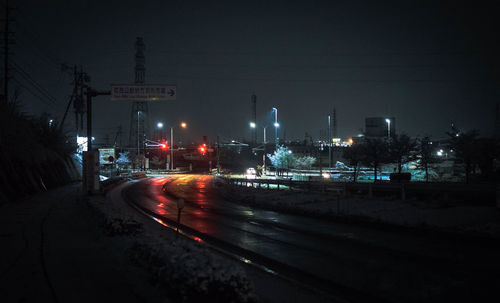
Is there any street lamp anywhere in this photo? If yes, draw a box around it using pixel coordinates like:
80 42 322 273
249 122 256 128
170 122 187 170
385 118 391 138
272 107 279 148
156 121 164 142
263 126 267 144
137 111 141 169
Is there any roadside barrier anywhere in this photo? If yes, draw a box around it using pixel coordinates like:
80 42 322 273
220 177 496 205
120 171 147 179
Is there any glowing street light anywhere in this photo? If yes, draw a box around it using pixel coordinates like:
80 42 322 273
249 122 256 128
385 118 391 137
157 122 164 129
272 107 279 147
170 122 188 170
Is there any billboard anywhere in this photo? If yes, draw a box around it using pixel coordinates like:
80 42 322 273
99 148 115 164
111 84 176 101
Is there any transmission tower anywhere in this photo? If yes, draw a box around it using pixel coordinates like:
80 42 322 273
129 37 149 154
1 0 15 102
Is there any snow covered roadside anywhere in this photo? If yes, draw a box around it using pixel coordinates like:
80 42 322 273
0 183 167 303
90 180 256 303
215 179 500 239
96 180 337 303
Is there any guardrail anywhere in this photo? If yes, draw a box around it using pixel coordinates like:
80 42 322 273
220 177 497 205
120 171 147 179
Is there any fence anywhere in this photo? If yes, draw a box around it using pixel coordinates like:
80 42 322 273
220 177 497 205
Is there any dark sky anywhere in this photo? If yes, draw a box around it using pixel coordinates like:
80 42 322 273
8 0 500 144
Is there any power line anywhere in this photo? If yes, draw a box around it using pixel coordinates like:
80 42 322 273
14 20 63 68
149 73 495 84
11 60 57 103
12 77 57 108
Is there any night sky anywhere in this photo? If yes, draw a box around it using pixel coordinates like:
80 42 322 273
9 0 500 144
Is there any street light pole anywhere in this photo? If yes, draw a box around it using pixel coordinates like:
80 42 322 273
170 126 174 170
272 107 279 148
169 122 187 171
385 118 391 138
137 111 141 170
263 126 267 144
157 121 164 141
328 115 332 169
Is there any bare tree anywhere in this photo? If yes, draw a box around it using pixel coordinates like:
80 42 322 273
361 138 389 182
447 130 479 184
474 137 499 181
416 136 437 182
388 133 417 174
343 143 364 182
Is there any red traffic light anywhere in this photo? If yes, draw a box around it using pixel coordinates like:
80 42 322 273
160 142 168 150
198 145 206 154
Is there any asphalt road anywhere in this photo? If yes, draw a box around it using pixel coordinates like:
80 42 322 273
124 175 500 303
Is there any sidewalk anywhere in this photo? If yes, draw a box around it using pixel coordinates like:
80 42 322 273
0 183 166 303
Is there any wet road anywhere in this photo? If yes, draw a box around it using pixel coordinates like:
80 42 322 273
124 175 500 303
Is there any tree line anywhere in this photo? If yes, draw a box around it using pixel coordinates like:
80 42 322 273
343 131 499 183
266 131 499 183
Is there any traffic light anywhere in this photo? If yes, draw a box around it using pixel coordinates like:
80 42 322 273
160 141 168 150
198 144 207 154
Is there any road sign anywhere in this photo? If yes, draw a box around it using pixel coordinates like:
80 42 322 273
111 84 176 101
99 148 115 164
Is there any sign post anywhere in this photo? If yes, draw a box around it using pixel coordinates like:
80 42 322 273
176 198 184 237
83 88 111 195
83 150 100 194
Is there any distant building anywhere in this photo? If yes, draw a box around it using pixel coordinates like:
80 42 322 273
365 117 396 138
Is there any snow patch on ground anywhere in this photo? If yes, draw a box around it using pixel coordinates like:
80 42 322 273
216 180 500 238
90 182 256 303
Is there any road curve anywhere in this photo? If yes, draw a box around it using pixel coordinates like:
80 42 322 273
123 175 500 303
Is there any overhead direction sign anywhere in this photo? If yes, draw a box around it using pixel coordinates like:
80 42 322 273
111 84 176 101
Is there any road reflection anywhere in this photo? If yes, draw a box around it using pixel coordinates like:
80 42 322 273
124 175 500 303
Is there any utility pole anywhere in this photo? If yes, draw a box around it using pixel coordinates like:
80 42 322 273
60 65 89 132
113 125 122 149
84 87 111 194
2 0 15 102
